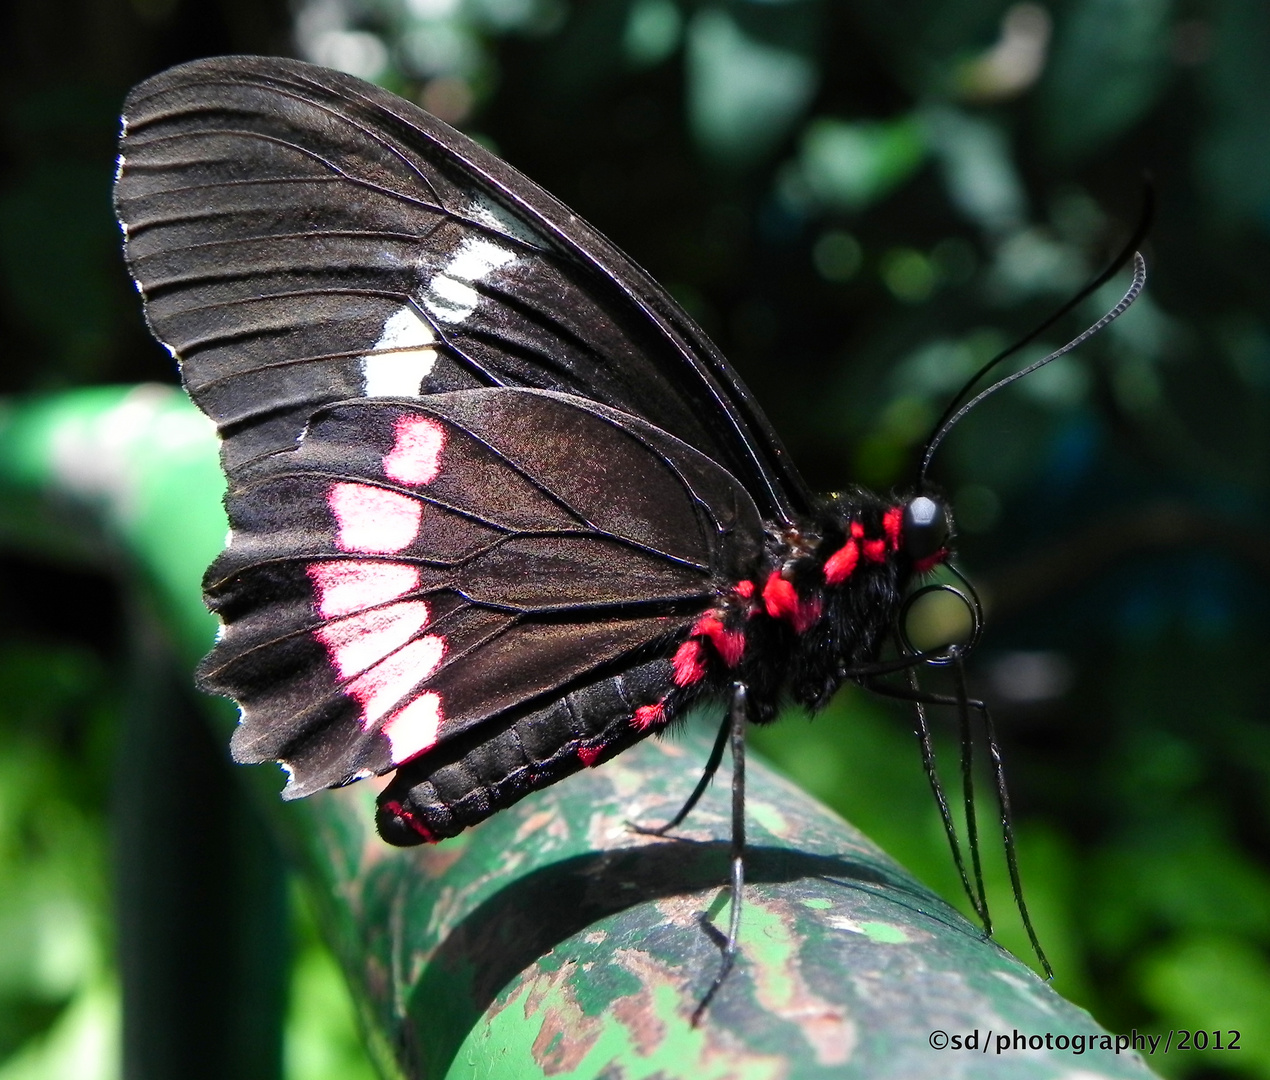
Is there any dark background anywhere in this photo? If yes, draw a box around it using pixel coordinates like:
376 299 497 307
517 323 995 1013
1 0 1267 1076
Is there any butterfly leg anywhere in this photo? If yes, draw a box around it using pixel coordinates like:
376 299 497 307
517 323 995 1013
865 662 1052 978
629 707 732 837
947 653 1052 980
691 681 748 1025
863 668 990 931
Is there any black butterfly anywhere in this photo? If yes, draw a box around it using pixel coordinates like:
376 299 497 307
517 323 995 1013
117 55 1141 1012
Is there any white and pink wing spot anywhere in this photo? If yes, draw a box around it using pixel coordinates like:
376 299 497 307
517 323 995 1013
382 692 444 765
346 634 446 725
314 600 433 679
383 414 445 486
329 482 422 553
308 561 420 618
306 563 448 764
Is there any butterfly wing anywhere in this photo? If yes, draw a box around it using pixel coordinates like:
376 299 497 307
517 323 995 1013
203 387 764 798
115 54 809 523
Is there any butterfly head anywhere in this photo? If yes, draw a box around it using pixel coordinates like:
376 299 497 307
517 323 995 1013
900 493 951 573
887 490 987 665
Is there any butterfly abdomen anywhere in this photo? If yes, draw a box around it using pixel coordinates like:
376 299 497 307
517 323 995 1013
377 656 682 843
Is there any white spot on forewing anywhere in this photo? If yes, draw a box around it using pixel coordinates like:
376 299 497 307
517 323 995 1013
448 237 517 287
428 275 481 320
422 236 516 324
468 194 546 248
360 307 438 397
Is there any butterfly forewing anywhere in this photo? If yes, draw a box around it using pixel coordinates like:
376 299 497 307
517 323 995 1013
115 55 809 522
202 388 763 797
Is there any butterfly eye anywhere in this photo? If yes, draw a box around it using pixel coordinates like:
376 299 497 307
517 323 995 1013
902 495 949 562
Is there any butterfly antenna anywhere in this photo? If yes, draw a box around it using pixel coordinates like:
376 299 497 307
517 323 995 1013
918 185 1154 484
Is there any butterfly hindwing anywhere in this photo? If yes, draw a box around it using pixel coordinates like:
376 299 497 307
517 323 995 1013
202 388 763 797
115 54 809 522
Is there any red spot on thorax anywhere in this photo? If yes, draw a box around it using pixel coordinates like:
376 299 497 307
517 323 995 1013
762 572 821 634
733 580 756 599
763 572 797 619
883 505 903 549
825 510 902 584
691 614 746 668
823 540 859 584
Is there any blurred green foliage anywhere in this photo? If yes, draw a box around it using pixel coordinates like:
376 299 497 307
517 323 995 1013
0 0 1267 1076
0 639 115 1079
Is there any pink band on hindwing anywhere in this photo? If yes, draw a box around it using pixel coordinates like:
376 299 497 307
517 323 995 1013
345 636 445 726
308 562 420 618
383 414 446 485
303 415 456 767
330 483 422 554
382 691 444 764
314 601 432 678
